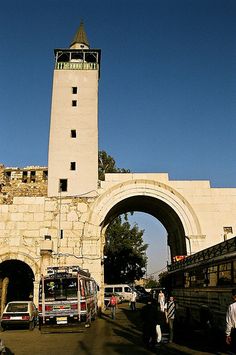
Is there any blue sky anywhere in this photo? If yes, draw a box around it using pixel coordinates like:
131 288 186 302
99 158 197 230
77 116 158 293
1 0 236 276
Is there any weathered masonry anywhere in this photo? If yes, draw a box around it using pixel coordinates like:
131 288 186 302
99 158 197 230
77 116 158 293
1 23 236 312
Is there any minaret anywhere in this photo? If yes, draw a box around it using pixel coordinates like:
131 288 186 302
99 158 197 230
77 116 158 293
47 23 101 197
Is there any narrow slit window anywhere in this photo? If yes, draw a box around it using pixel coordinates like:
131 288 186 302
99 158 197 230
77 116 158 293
70 162 76 171
59 179 68 192
72 87 77 94
30 171 36 182
72 100 77 106
5 171 11 180
22 171 28 183
71 129 77 138
43 170 48 180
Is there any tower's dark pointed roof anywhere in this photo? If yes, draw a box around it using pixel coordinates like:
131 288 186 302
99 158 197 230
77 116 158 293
70 22 90 48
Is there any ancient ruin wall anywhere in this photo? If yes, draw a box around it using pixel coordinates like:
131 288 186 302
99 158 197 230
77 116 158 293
0 164 48 204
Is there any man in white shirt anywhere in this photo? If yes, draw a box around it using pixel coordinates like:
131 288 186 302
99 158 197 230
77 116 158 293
130 290 137 311
226 289 236 351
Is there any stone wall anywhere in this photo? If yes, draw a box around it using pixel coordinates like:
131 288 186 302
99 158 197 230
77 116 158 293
0 164 48 204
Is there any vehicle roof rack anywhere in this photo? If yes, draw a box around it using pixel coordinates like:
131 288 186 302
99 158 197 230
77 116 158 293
45 266 91 278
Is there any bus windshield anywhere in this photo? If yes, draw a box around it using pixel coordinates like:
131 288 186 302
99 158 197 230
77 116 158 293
44 278 77 300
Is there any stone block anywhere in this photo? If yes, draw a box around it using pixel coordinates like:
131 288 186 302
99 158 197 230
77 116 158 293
77 203 88 213
11 213 24 221
23 213 34 222
16 221 28 230
0 205 9 213
45 201 57 212
33 213 45 222
67 211 79 221
9 235 21 246
0 222 5 230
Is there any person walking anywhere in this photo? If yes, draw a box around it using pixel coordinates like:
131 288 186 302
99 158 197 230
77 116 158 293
141 297 159 349
158 290 165 312
164 295 176 343
130 290 137 311
107 293 117 320
155 301 165 346
226 288 236 352
141 296 163 348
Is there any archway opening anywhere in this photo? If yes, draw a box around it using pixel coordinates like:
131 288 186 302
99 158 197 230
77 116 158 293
129 212 168 279
0 260 34 303
102 195 187 284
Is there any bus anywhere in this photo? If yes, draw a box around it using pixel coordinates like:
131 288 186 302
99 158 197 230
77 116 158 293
38 266 98 328
165 236 236 332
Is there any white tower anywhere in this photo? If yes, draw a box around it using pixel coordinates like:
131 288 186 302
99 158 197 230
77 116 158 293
48 23 101 197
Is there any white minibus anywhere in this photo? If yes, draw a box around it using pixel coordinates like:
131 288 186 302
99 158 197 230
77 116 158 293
104 284 133 301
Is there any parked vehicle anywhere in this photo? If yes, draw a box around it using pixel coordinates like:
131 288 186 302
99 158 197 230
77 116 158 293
164 236 236 332
38 266 98 329
0 301 37 331
132 285 150 302
104 284 133 301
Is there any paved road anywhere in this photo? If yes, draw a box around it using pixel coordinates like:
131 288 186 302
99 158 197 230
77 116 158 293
0 303 231 355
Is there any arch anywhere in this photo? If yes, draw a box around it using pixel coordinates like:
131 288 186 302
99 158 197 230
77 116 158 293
0 252 40 312
87 179 202 256
0 249 40 283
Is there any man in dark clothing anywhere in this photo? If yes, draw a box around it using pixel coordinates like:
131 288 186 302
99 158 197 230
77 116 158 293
141 298 162 348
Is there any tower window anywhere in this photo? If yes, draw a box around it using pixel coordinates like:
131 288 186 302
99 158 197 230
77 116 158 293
30 171 36 182
72 87 78 94
70 162 76 171
59 179 68 192
72 100 77 106
5 171 11 180
22 171 28 183
43 170 48 180
71 129 77 138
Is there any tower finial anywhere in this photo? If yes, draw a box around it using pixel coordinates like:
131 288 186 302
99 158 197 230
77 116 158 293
70 21 90 49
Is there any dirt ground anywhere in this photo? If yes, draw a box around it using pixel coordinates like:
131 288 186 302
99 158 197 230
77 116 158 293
0 303 230 355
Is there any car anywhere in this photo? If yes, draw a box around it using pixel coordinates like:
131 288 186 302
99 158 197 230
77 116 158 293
0 301 38 331
133 286 150 303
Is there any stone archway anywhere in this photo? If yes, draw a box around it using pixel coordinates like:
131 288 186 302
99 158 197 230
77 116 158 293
88 179 202 257
84 179 202 295
0 251 40 312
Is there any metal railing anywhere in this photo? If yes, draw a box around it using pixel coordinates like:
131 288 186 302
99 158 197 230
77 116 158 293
55 62 99 70
168 236 236 271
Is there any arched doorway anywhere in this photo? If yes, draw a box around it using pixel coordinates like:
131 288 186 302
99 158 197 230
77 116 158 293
0 260 34 306
102 196 187 259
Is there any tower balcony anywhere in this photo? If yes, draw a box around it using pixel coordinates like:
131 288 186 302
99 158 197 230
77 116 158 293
55 62 99 70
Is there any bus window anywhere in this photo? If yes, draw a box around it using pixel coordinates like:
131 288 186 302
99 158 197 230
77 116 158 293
84 280 89 296
190 268 205 287
175 271 184 287
66 279 77 297
208 266 217 287
184 272 190 288
114 287 122 293
80 280 85 297
233 261 236 283
218 263 232 285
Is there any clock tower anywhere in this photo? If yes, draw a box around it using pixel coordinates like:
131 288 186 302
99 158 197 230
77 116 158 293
48 22 101 197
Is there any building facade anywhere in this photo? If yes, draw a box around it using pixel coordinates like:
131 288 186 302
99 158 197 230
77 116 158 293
1 24 236 311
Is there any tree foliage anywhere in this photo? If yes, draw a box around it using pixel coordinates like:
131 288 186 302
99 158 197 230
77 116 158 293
104 215 148 284
145 278 159 289
98 150 148 284
158 271 169 289
98 150 130 181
